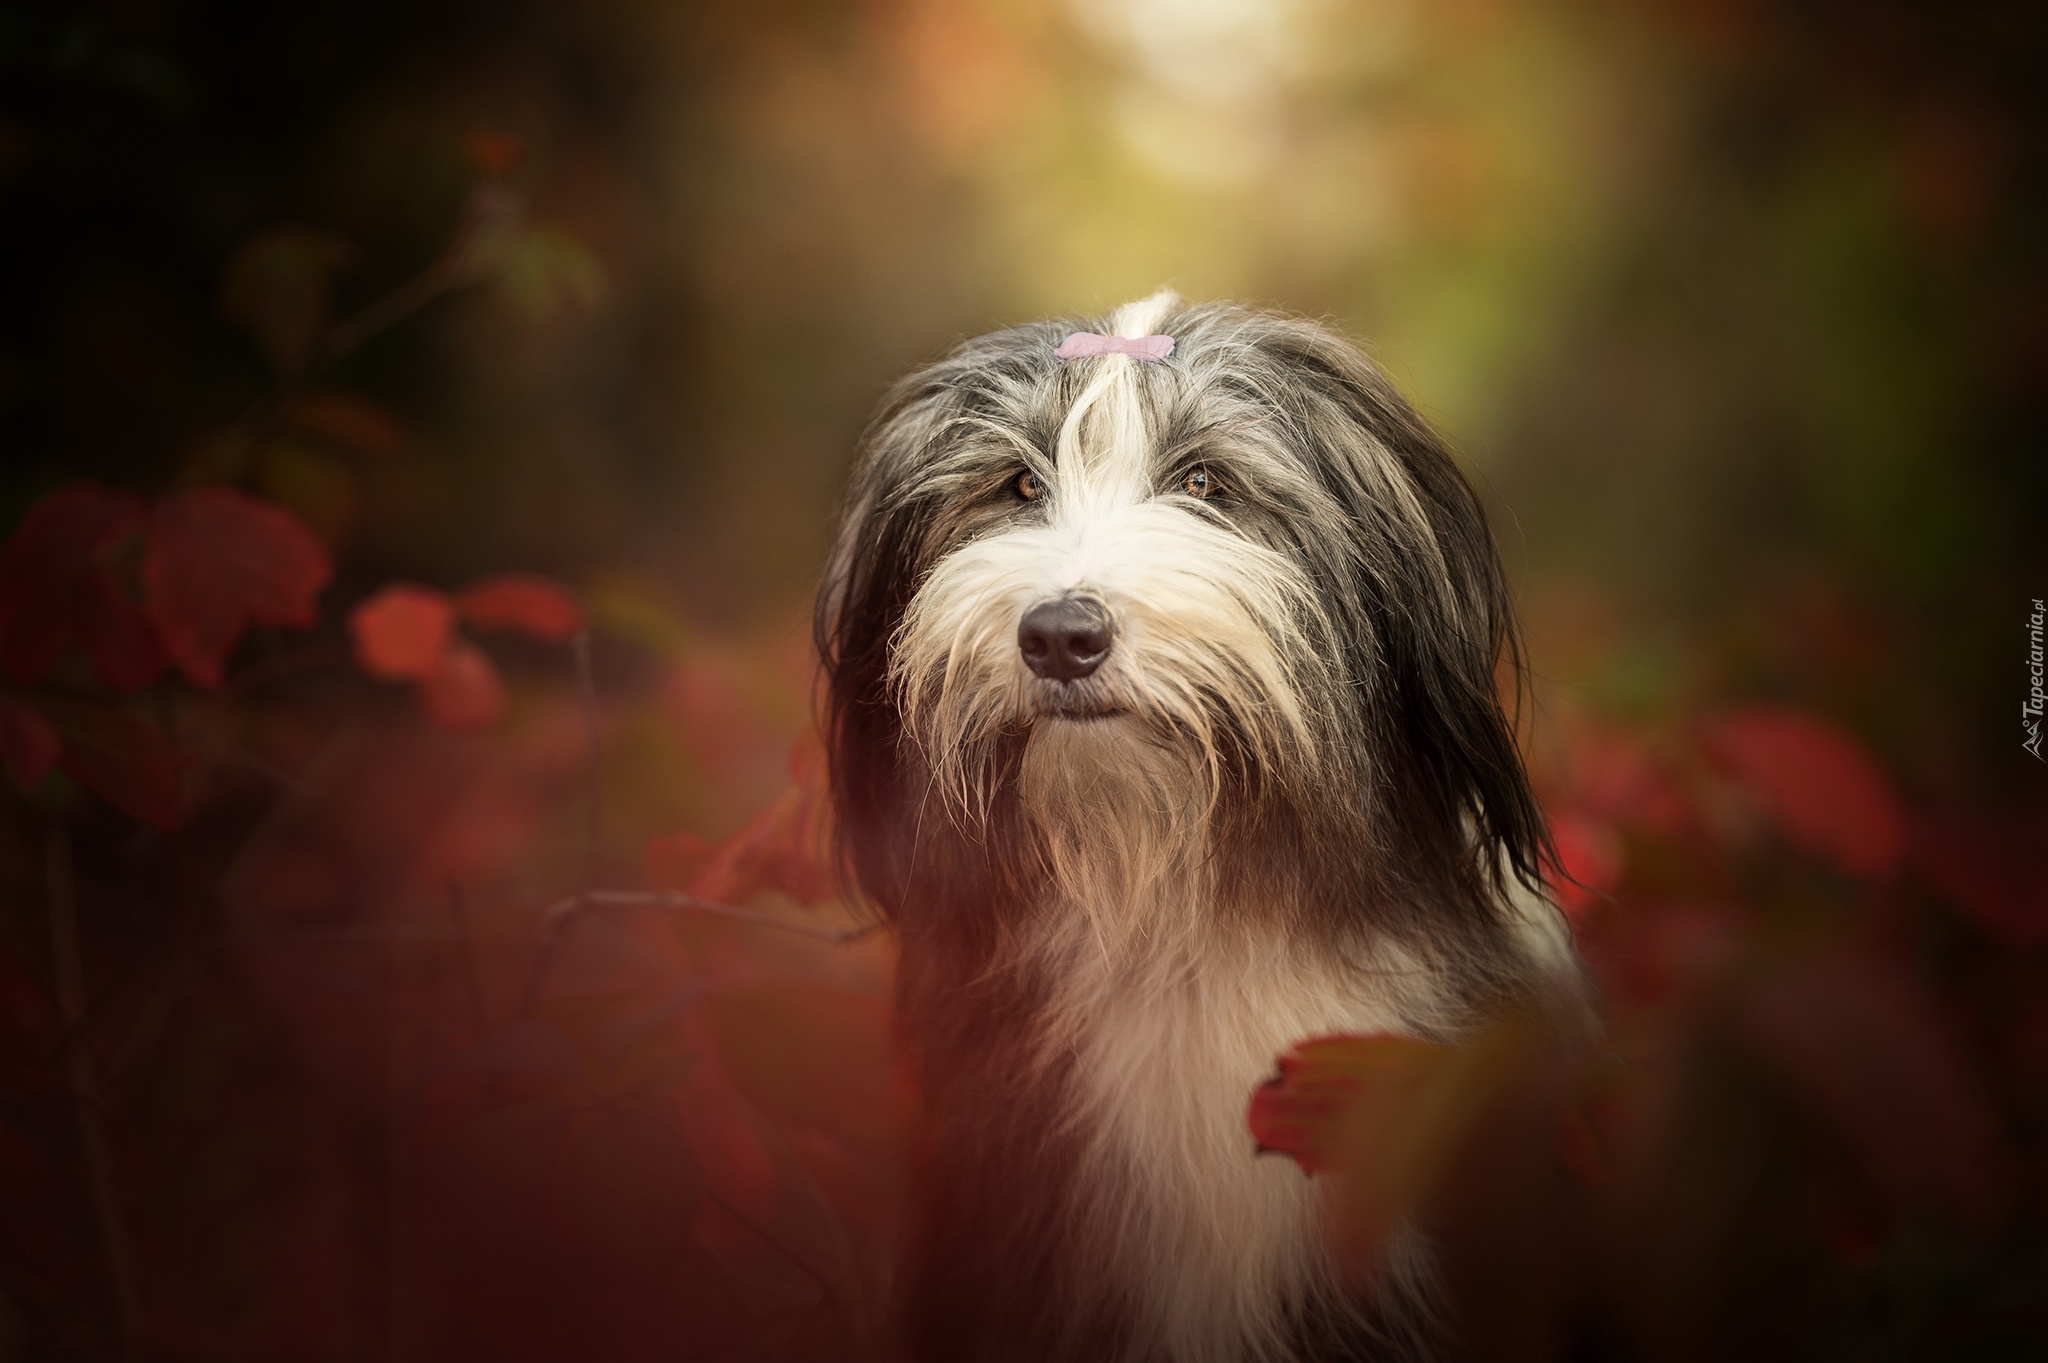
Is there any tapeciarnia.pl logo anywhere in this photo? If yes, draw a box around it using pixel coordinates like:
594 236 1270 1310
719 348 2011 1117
2027 597 2045 761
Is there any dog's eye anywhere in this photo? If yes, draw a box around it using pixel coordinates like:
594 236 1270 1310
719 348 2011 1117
1014 469 1046 501
1179 466 1216 500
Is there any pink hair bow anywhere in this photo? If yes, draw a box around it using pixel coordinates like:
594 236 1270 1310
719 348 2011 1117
1054 332 1175 361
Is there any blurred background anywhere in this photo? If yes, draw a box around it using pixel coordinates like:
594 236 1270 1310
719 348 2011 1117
1 1 2044 1359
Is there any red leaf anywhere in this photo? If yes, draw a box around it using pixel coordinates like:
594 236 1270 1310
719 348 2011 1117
0 946 56 1058
463 127 527 178
687 1111 779 1255
1545 812 1623 920
1736 947 2010 1229
1560 723 1692 835
644 770 836 907
1705 707 1906 878
32 696 184 828
0 695 59 791
419 638 507 729
144 488 332 687
643 829 714 890
77 570 168 691
282 391 404 457
0 483 163 691
0 1119 72 1290
1575 897 1740 1016
350 585 455 680
1916 809 2048 947
455 573 583 642
1248 1034 1445 1175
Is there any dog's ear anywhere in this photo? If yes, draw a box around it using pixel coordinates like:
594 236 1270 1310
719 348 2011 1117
816 361 997 915
816 323 1078 920
1249 320 1551 910
815 448 924 917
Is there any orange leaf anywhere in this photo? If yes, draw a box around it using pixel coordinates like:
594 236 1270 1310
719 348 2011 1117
455 573 582 643
1253 1022 1590 1280
143 488 332 687
418 638 507 730
1248 1034 1446 1175
646 780 837 908
0 483 164 691
1705 706 1905 879
643 829 714 891
350 585 455 680
0 695 59 791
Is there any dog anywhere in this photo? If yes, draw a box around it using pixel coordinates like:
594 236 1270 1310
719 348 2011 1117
816 292 1584 1362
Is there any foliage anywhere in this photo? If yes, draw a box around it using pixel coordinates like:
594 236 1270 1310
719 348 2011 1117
0 136 898 1361
0 2 2041 1360
1250 653 2048 1358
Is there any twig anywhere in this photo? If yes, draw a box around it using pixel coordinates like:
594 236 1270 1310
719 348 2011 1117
698 1185 842 1308
629 1102 858 1320
572 630 602 897
544 889 880 942
46 829 143 1358
226 191 493 458
515 888 878 1019
320 257 462 372
447 882 487 1030
215 641 353 699
514 624 876 1018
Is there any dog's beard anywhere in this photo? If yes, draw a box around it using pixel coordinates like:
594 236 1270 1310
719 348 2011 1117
1018 716 1211 959
890 502 1340 855
890 496 1346 980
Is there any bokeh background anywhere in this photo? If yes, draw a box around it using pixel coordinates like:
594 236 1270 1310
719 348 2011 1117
2 1 2045 1359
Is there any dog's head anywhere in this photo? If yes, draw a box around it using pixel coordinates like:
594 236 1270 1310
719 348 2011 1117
818 293 1547 947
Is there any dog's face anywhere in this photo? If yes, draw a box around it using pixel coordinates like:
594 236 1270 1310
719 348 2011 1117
820 294 1546 947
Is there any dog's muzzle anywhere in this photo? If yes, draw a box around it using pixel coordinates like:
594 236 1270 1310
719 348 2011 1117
1017 597 1113 681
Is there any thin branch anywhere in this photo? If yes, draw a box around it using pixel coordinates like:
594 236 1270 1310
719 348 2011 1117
226 192 493 457
544 889 880 942
515 889 878 1019
697 1186 841 1308
572 629 602 897
46 829 143 1358
319 256 463 371
447 882 487 1031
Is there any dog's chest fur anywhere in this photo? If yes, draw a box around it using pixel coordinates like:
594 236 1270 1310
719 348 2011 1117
897 724 1454 1363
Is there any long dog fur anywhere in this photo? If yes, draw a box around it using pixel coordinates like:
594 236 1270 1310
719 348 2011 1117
816 293 1581 1362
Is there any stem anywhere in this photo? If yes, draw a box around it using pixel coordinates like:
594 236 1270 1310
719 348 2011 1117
546 889 878 943
572 630 602 897
46 829 143 1358
227 209 481 458
447 881 486 1030
515 890 877 1019
320 257 462 371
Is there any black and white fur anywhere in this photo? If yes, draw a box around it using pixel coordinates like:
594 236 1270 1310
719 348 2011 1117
816 293 1581 1362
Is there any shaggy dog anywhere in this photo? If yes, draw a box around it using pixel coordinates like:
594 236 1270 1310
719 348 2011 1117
816 292 1583 1362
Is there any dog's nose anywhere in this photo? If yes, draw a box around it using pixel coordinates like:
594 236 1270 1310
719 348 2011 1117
1018 598 1113 681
